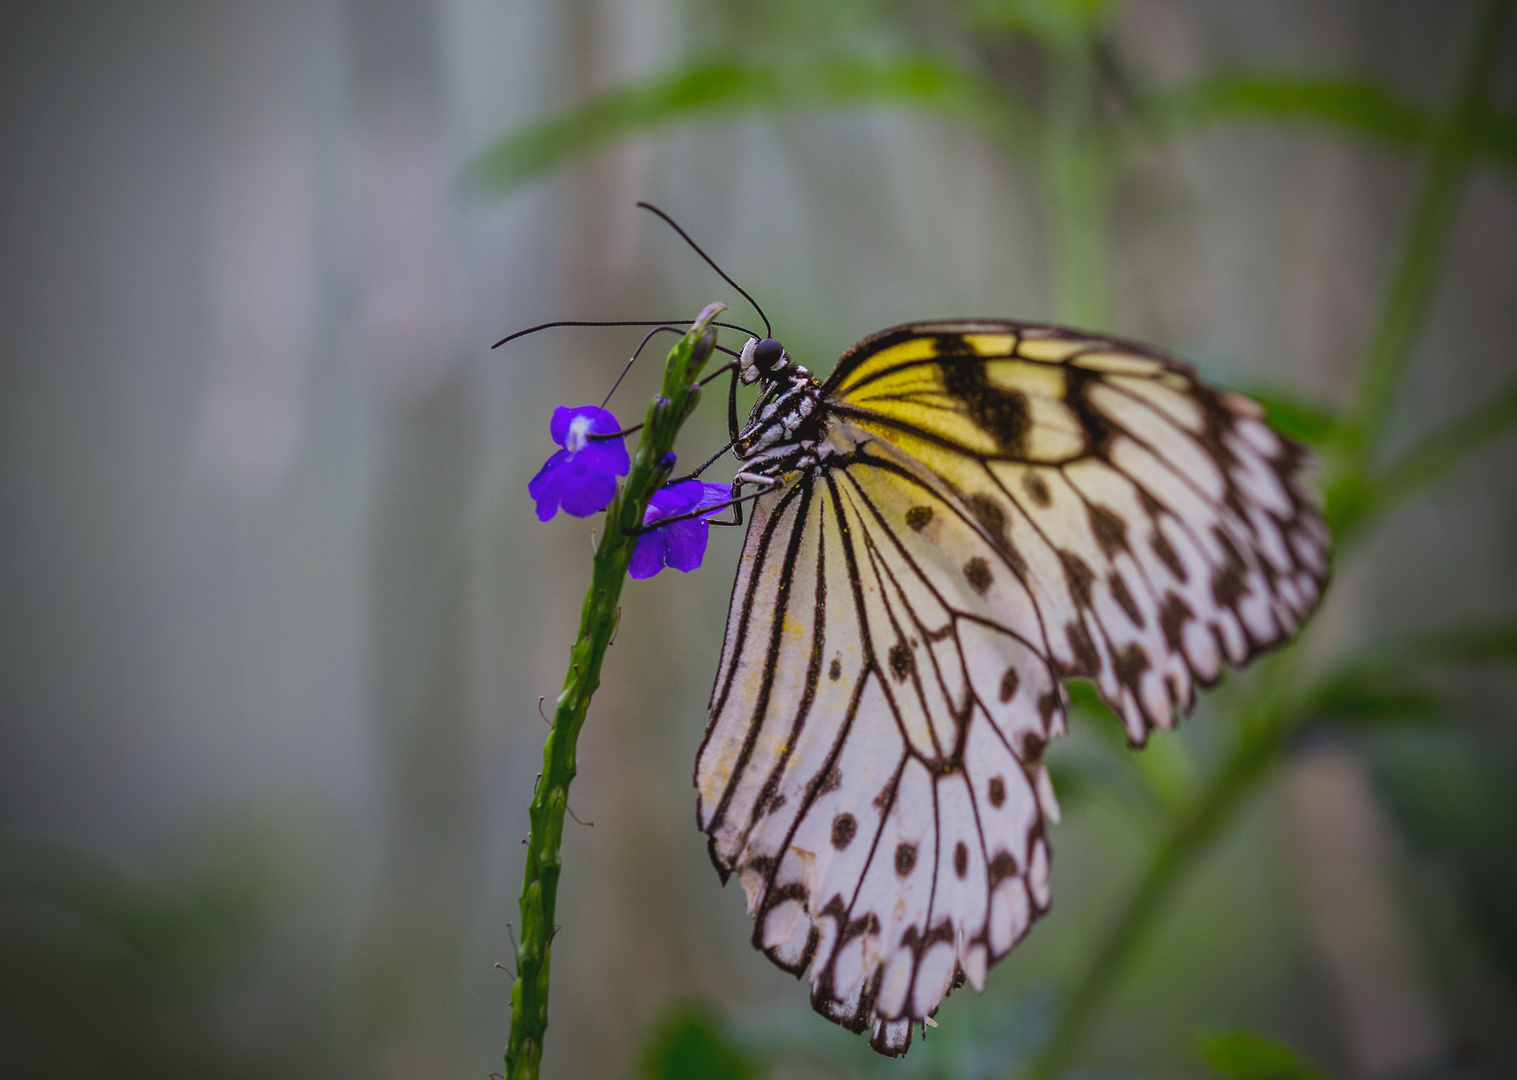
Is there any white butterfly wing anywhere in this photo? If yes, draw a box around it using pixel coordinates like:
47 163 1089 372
697 434 1062 1055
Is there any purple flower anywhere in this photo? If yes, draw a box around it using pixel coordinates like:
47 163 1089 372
629 480 730 579
529 406 631 521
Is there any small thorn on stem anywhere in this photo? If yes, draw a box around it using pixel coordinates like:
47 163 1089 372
609 607 622 647
567 804 594 827
538 697 551 726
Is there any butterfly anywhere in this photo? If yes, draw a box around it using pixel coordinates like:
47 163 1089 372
694 320 1328 1055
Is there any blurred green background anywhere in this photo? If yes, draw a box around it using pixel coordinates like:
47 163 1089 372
1 2 1515 1079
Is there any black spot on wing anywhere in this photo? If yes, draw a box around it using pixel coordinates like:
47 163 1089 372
964 557 993 594
1059 550 1095 608
894 842 918 877
1113 643 1149 695
1159 593 1192 649
1061 621 1100 677
888 642 914 681
1153 529 1187 581
988 850 1018 887
906 505 934 531
1087 503 1128 556
1110 572 1143 626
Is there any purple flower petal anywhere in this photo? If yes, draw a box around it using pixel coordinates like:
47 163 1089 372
629 480 731 579
527 449 570 522
660 518 709 572
530 405 629 521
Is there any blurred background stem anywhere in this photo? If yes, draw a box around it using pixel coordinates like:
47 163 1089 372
1023 655 1303 1080
505 306 723 1080
1040 36 1111 330
1339 0 1513 477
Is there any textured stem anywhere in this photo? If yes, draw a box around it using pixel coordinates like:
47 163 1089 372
503 304 725 1080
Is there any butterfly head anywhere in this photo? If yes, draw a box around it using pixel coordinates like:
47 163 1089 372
739 336 788 385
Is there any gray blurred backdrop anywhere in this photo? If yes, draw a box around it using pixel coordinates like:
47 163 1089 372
1 2 1514 1079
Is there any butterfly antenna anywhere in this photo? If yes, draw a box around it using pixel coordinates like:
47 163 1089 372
636 202 771 338
492 317 758 350
596 325 680 413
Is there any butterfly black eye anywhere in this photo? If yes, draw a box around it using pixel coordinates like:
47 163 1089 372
754 338 785 371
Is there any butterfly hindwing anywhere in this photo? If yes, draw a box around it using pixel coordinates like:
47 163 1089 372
698 437 1063 1054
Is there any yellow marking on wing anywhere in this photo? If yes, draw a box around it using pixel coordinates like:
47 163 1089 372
962 333 1017 357
1016 336 1090 362
849 408 1001 457
984 359 1066 399
832 335 939 395
1071 350 1163 375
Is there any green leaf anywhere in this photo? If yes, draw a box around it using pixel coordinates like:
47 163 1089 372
1199 1030 1334 1080
1300 621 1517 730
1388 621 1517 667
1128 70 1517 171
1484 108 1517 166
965 0 1116 42
1245 385 1341 446
469 56 1035 194
642 1007 754 1080
1367 731 1517 988
1305 675 1442 728
0 834 259 978
1323 472 1375 539
1132 72 1428 146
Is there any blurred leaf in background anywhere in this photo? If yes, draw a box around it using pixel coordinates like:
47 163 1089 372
641 1006 754 1080
1200 1030 1333 1080
0 828 288 1079
1367 731 1517 990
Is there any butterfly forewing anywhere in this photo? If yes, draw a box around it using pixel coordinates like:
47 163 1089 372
698 320 1329 1055
824 321 1328 741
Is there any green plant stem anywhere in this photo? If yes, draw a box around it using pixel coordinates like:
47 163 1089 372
1340 0 1512 469
504 304 725 1080
1023 666 1301 1080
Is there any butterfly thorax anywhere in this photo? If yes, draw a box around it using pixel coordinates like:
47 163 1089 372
733 337 830 484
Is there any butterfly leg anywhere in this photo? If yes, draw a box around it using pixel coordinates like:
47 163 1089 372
627 480 775 534
668 439 738 485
